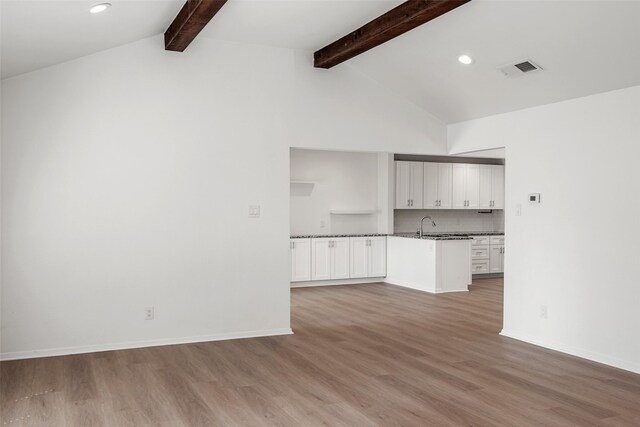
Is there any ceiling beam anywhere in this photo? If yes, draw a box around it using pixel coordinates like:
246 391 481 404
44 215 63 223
165 0 228 52
314 0 471 69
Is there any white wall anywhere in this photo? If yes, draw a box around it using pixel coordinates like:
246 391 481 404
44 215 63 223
1 35 447 359
290 149 380 236
394 209 504 234
449 86 640 373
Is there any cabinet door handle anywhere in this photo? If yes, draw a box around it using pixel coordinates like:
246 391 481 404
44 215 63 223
292 241 295 249
407 199 410 207
411 199 414 207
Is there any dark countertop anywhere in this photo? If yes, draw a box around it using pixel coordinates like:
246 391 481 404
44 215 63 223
290 232 504 240
392 233 472 241
290 233 388 239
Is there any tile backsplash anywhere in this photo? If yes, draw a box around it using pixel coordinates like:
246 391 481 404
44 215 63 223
394 209 504 234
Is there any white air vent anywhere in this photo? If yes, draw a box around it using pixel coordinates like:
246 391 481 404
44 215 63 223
499 59 543 77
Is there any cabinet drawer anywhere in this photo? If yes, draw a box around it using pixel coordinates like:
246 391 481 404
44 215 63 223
490 235 505 245
471 247 489 260
471 236 490 246
472 261 489 274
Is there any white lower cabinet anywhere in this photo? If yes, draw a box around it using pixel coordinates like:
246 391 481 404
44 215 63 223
294 236 387 283
349 236 387 279
349 237 369 279
471 235 504 275
331 238 350 280
290 238 311 282
311 238 350 281
489 245 504 273
311 238 331 281
368 237 387 277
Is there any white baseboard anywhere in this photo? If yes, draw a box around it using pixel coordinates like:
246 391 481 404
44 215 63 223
291 277 385 288
500 329 640 375
0 328 294 361
385 279 470 294
383 278 433 292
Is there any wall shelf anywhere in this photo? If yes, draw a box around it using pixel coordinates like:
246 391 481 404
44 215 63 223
329 210 377 215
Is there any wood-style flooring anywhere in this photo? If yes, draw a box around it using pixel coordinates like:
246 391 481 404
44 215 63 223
2 278 640 426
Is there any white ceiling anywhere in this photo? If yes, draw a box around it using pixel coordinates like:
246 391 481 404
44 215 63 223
2 0 640 123
346 0 640 122
0 0 185 79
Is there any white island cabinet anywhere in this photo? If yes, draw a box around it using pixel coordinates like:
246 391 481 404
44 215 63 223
385 236 471 293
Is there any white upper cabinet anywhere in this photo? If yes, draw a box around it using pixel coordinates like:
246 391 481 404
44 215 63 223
479 165 505 209
452 164 467 209
465 164 480 209
395 161 423 209
479 165 493 209
290 238 311 282
423 163 452 209
452 163 480 209
350 236 386 278
491 165 505 209
398 161 502 210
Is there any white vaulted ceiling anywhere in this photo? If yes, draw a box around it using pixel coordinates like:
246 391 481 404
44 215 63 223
2 0 640 123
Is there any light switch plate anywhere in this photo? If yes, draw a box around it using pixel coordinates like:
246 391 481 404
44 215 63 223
248 205 260 218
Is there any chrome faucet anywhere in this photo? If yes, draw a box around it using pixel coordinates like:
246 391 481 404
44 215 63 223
420 215 436 238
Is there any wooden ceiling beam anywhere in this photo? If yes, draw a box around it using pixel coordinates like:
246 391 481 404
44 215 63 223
314 0 471 69
165 0 228 52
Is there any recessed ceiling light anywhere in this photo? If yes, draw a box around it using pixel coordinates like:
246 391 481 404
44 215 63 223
458 55 473 65
90 3 111 14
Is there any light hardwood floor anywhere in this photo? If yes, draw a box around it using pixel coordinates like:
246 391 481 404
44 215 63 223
2 278 640 426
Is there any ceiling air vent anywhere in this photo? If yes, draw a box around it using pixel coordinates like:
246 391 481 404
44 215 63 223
499 59 543 77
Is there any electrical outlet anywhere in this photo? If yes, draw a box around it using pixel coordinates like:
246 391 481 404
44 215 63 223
540 305 547 320
145 307 154 320
248 205 260 218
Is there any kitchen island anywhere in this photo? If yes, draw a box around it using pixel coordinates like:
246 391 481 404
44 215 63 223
386 234 472 294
